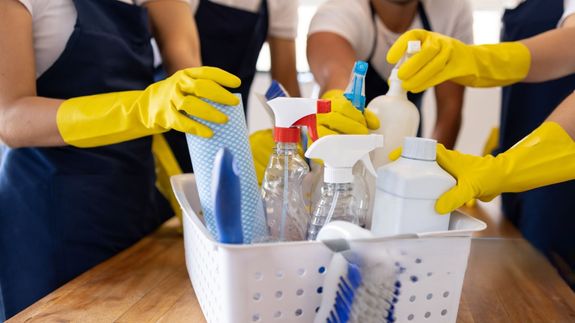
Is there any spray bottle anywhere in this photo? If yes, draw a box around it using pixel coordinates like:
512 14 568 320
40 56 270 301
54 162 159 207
262 97 331 241
368 41 422 168
305 134 383 240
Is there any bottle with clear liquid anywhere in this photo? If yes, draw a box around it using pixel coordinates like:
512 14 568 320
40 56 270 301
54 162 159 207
307 183 358 240
262 142 310 241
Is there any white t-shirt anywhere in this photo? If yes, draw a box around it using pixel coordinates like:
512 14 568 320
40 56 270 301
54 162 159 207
17 0 178 77
559 0 575 26
308 0 474 79
190 0 298 39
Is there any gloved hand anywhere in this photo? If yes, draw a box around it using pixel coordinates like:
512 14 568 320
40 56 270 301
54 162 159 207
249 129 275 185
391 122 575 214
318 89 380 137
387 29 531 93
57 67 241 147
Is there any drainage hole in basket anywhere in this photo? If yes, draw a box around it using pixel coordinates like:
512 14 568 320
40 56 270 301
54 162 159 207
443 291 450 298
407 314 414 321
426 293 433 300
276 271 284 279
295 309 303 317
316 286 323 294
410 275 418 283
297 268 306 277
252 314 260 322
415 258 422 264
296 288 304 296
441 309 448 316
427 272 433 277
252 292 262 301
275 291 283 299
315 307 320 313
254 272 263 281
409 295 416 302
274 311 282 318
318 266 326 274
424 312 431 319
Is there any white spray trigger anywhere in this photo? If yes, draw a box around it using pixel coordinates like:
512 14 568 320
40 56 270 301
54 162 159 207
360 154 377 178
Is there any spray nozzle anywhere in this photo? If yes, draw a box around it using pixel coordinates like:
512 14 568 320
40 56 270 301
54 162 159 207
343 61 369 113
305 134 384 183
391 40 421 82
268 97 331 143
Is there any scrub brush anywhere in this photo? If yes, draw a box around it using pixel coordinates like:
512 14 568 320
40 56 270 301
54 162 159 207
314 251 400 323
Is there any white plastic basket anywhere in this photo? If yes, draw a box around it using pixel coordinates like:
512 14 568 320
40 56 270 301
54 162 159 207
171 174 486 323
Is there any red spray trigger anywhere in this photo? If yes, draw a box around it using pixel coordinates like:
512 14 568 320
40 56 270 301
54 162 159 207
293 99 331 141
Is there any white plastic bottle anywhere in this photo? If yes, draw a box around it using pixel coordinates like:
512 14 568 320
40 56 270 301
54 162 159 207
304 134 383 240
262 98 330 241
371 137 456 237
368 41 422 168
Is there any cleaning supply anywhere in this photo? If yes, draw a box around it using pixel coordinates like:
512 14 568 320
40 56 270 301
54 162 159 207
212 148 243 244
343 61 369 113
387 29 531 93
186 94 267 243
316 221 374 241
371 137 456 237
305 135 383 240
261 97 331 241
314 223 399 323
368 41 421 168
57 67 240 147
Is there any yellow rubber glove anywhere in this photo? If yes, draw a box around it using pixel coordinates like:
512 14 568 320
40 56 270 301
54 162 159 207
152 134 183 228
57 67 241 147
249 129 275 185
434 122 575 214
387 29 531 93
318 89 380 136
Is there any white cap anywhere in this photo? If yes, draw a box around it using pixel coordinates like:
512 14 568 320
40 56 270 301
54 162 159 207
305 135 384 184
401 137 437 161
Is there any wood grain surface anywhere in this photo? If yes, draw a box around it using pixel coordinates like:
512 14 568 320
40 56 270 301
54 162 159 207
8 202 575 323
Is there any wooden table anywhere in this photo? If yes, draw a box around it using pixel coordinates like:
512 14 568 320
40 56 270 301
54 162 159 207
9 202 575 322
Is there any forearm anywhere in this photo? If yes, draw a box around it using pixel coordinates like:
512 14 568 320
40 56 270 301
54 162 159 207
307 33 355 95
0 97 65 148
269 37 300 96
431 82 463 149
547 92 575 139
146 0 201 75
521 27 575 82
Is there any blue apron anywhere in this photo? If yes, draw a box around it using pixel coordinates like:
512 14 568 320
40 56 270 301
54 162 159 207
0 0 171 318
500 0 575 288
365 1 431 135
163 0 270 172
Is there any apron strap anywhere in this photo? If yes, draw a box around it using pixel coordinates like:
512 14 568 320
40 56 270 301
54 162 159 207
367 1 432 62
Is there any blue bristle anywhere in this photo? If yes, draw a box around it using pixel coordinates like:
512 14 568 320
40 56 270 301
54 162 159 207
334 293 350 322
329 310 338 323
346 263 362 288
264 80 288 100
338 280 354 301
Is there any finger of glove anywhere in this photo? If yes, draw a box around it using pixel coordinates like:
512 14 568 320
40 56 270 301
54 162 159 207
180 79 240 106
387 29 429 64
249 130 275 168
319 113 369 135
435 144 464 176
364 109 380 130
401 40 452 93
389 147 402 161
435 182 474 214
178 96 228 124
318 125 338 138
332 98 367 125
171 113 214 138
183 66 241 88
397 36 442 81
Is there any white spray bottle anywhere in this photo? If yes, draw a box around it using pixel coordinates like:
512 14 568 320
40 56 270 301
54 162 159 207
305 134 383 240
368 40 422 168
262 97 331 241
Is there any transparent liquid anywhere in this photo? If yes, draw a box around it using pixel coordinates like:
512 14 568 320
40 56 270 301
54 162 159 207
307 183 358 240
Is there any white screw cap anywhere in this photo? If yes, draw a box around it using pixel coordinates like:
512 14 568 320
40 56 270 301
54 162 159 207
402 137 437 161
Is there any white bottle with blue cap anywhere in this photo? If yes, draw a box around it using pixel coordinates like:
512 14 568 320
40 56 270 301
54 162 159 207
371 137 456 236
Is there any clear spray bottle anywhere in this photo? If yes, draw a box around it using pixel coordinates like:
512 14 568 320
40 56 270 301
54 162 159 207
305 134 383 240
262 97 331 241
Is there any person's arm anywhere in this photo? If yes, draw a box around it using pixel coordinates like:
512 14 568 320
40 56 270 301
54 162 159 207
547 91 575 138
431 82 463 149
521 26 575 82
0 0 66 148
145 0 201 74
268 36 300 97
307 32 356 96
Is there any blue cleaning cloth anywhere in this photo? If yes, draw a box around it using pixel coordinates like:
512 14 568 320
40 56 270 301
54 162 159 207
186 95 268 243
